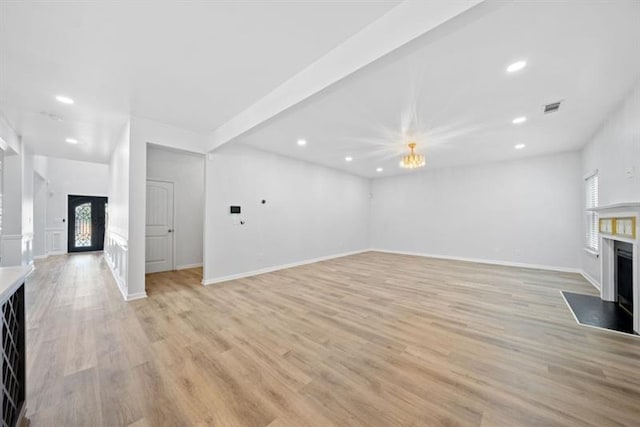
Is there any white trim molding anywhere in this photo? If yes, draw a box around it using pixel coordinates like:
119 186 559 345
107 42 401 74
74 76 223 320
583 247 599 258
124 291 148 301
104 253 127 300
104 230 147 301
46 251 66 256
45 227 65 255
202 249 369 285
0 234 23 240
594 202 640 335
580 270 601 291
176 263 203 270
202 249 591 286
1 235 25 267
370 249 582 274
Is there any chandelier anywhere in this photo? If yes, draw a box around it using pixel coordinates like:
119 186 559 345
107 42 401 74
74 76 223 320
399 142 425 169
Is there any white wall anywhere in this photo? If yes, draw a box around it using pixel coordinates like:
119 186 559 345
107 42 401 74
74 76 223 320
1 152 23 266
104 121 132 299
33 173 46 258
22 146 34 267
0 112 20 154
21 145 34 239
104 116 208 299
131 116 207 154
147 146 204 270
108 121 131 240
33 155 47 179
0 149 3 236
127 116 208 297
203 144 371 283
2 153 22 237
1 141 34 267
44 156 109 229
581 83 640 283
371 151 583 270
34 155 109 254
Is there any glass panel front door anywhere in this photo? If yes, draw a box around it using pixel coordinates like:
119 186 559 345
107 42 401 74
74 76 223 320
67 195 108 252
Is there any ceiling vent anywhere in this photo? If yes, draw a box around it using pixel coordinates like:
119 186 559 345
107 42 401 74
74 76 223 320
544 101 562 114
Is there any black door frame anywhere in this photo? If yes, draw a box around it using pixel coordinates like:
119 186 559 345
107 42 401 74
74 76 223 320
67 195 108 253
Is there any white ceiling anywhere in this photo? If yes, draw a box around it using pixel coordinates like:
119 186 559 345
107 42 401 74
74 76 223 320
0 1 400 162
238 0 640 178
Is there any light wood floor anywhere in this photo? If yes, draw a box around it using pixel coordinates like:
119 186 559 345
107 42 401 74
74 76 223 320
25 252 640 426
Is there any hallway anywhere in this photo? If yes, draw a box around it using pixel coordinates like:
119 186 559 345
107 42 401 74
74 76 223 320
25 254 201 426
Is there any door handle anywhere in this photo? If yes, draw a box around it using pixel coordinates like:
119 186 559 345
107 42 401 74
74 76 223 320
168 229 173 233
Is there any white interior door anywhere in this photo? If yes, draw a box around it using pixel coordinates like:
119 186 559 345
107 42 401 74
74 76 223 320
145 180 174 274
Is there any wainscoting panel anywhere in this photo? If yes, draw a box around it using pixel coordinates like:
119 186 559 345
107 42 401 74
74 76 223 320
0 235 23 267
104 230 129 300
0 234 34 268
23 233 33 268
45 227 65 255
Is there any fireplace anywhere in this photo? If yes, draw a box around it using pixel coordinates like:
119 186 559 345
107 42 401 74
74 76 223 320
594 203 639 335
616 241 633 316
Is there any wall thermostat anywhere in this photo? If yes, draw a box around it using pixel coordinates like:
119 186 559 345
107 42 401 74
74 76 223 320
230 205 241 214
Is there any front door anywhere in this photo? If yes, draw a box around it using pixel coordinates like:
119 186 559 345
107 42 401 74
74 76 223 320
145 180 174 274
67 195 108 252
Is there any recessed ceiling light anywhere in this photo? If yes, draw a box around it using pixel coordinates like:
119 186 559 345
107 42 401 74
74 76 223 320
66 138 78 144
376 167 383 172
297 139 307 146
507 61 527 73
512 116 527 124
56 95 74 104
345 156 353 162
514 143 526 149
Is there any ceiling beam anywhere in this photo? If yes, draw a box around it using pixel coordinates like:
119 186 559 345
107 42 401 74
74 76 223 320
0 111 21 154
207 0 487 151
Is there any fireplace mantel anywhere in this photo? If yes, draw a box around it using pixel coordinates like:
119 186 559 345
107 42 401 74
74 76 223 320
594 202 639 334
588 201 640 212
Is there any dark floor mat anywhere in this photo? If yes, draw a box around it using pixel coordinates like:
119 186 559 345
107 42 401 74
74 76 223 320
561 291 636 336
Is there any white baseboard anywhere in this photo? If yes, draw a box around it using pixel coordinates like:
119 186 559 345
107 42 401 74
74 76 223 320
201 248 598 294
580 270 601 291
370 248 582 274
125 291 148 301
46 251 66 256
176 263 203 270
33 254 48 260
202 249 369 285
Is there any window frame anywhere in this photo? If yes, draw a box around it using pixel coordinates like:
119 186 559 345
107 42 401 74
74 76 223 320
584 170 599 255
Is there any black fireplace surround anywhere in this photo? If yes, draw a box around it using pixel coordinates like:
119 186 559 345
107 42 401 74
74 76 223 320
616 241 633 315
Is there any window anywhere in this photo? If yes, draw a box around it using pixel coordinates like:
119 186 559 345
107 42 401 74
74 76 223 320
585 172 599 253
